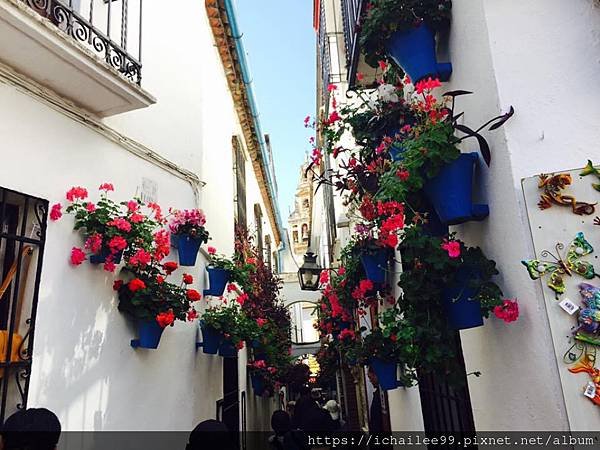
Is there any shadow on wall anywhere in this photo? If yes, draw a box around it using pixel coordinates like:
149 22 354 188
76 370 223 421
28 255 223 433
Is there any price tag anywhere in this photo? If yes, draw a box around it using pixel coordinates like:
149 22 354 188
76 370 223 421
559 298 579 315
584 382 596 399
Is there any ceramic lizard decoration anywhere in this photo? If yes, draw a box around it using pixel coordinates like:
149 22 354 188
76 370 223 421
537 173 596 215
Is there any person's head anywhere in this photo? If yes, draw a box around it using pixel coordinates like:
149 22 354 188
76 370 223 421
324 400 340 421
186 420 233 450
310 388 321 402
270 410 291 436
298 385 310 397
286 401 296 416
1 408 61 450
367 366 379 388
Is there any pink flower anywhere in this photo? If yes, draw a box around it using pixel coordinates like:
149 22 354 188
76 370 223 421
338 267 346 275
127 200 139 212
319 270 329 285
84 234 103 254
396 169 410 181
70 247 86 265
187 309 199 321
226 284 237 293
256 318 268 327
128 249 152 267
338 328 355 341
253 360 267 369
168 209 206 234
327 111 341 124
148 202 163 221
66 187 88 202
441 240 461 258
99 183 114 192
378 60 388 71
415 77 442 95
494 299 519 323
107 218 131 233
129 213 144 223
311 148 323 166
103 260 116 273
236 293 249 306
327 83 337 92
156 310 175 328
303 115 311 126
207 246 217 255
357 72 365 81
49 203 62 221
153 229 171 261
86 203 96 213
108 236 127 252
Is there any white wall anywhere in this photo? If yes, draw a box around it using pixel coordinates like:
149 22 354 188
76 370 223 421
0 0 280 431
443 0 600 431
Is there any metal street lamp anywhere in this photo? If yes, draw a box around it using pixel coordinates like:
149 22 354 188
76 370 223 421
298 252 322 291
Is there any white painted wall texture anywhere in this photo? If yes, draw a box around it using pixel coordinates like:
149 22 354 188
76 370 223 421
0 0 280 432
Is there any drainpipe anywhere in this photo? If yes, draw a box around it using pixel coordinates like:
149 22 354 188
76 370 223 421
222 0 286 262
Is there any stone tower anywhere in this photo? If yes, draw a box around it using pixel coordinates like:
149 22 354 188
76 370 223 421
288 160 313 258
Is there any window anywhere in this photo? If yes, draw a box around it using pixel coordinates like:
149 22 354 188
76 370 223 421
293 230 299 243
233 137 247 229
301 223 309 241
0 186 48 422
302 199 310 210
253 204 263 258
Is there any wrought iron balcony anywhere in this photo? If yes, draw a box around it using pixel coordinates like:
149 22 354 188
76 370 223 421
340 0 365 87
19 0 142 85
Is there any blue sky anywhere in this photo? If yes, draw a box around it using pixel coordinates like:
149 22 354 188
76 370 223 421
235 0 316 220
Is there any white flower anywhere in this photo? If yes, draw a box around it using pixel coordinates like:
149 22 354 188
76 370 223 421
377 84 399 103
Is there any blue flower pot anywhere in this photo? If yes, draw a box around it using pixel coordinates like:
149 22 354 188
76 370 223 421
389 145 406 162
385 24 452 84
251 374 267 396
89 248 123 265
370 358 400 391
422 206 449 238
130 320 164 349
203 268 230 297
199 321 221 354
360 249 390 284
219 340 238 358
442 267 483 330
423 152 489 225
176 234 202 266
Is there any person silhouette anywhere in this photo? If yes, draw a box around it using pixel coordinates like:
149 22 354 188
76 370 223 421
1 408 61 450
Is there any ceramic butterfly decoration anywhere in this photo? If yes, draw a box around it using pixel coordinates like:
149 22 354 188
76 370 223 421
521 232 598 298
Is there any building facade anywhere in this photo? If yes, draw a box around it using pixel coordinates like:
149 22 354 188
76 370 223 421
314 0 600 434
0 0 284 438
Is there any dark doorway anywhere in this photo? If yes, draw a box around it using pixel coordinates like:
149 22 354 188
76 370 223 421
221 357 240 449
418 332 476 448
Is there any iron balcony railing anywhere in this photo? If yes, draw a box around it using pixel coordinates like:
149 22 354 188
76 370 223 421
340 0 365 86
20 0 143 85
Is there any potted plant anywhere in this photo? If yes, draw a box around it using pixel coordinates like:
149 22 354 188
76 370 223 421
53 183 165 271
169 208 210 266
376 84 514 225
203 247 235 297
359 0 453 83
200 303 247 358
247 359 277 397
359 307 413 391
114 259 201 349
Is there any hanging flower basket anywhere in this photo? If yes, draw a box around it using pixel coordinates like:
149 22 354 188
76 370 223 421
423 152 489 225
176 234 202 266
130 320 165 349
360 248 390 285
203 267 231 297
251 373 267 396
384 23 452 84
218 339 238 358
198 321 221 354
370 358 400 391
442 267 484 330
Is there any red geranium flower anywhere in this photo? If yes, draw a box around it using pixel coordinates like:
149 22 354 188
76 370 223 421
113 280 123 291
128 278 146 292
49 203 62 221
70 247 86 266
156 310 175 328
66 186 88 202
183 274 193 285
163 261 178 274
186 289 202 301
99 183 114 192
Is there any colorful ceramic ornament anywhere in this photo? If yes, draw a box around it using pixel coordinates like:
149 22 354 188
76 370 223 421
580 160 600 192
521 232 597 298
537 173 596 215
569 352 600 406
572 283 600 346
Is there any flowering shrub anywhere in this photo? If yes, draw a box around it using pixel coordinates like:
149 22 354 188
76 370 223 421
168 208 210 243
115 259 200 326
52 184 165 272
201 302 251 350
